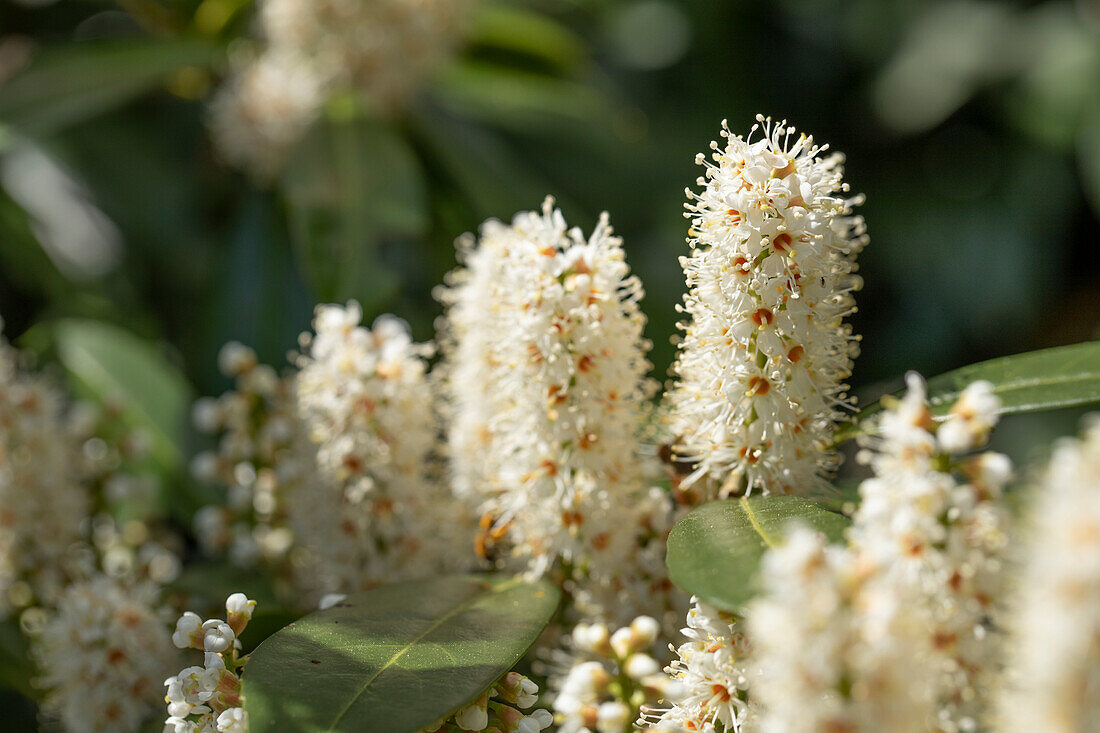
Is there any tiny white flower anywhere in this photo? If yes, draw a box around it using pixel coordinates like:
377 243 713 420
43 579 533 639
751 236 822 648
453 696 489 730
173 611 204 649
596 700 631 733
201 619 236 653
216 707 248 733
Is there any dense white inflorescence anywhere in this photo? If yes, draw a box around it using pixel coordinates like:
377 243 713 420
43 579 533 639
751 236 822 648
208 0 470 179
641 597 751 732
290 302 474 600
34 576 178 733
669 116 866 499
743 376 1011 733
190 342 304 571
439 197 678 624
851 376 1011 731
1000 418 1100 732
0 330 88 617
206 51 325 181
748 527 932 733
546 616 673 732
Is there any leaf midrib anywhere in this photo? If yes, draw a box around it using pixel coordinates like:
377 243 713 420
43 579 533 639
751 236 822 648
739 497 779 548
326 577 523 731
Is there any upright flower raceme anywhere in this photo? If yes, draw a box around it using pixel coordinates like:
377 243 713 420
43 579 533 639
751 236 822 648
0 328 88 617
290 302 474 600
742 376 1011 733
165 593 256 733
33 575 179 733
190 342 304 570
439 198 676 623
669 116 866 499
1000 417 1100 732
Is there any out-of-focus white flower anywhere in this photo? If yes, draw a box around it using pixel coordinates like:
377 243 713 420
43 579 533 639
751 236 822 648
852 374 1011 731
290 302 475 601
34 575 179 733
936 380 999 454
546 616 683 733
1000 418 1100 732
208 0 472 179
668 115 866 499
189 343 311 573
748 526 933 733
0 330 89 616
207 50 325 182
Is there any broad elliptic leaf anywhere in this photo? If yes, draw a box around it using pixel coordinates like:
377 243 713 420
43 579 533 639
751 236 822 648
0 39 220 140
666 497 850 612
835 341 1100 444
242 574 560 733
52 319 191 473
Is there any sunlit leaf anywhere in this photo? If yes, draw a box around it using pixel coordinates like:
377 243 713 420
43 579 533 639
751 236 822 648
242 574 559 733
666 497 850 612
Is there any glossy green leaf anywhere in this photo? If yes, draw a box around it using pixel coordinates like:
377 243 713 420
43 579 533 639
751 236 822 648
836 341 1100 443
666 497 850 612
0 39 219 140
242 574 560 733
52 319 191 473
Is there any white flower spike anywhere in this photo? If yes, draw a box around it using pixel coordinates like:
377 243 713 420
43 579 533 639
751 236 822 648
669 115 866 499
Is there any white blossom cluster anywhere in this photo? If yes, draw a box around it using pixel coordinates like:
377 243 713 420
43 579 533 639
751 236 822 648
742 377 1011 733
439 197 678 624
164 593 256 733
640 597 751 732
748 527 931 733
999 418 1100 732
0 329 88 617
290 302 475 600
423 671 551 733
190 342 304 570
33 576 179 733
669 116 866 499
545 616 673 732
208 0 470 179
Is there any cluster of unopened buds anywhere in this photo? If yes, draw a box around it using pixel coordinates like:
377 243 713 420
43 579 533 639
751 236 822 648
164 593 256 733
552 616 673 732
425 671 552 733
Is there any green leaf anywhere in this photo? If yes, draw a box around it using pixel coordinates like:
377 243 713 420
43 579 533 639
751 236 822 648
836 341 1100 443
666 497 851 612
242 574 560 733
434 61 607 135
282 115 426 306
0 38 220 140
52 319 192 474
468 3 589 73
